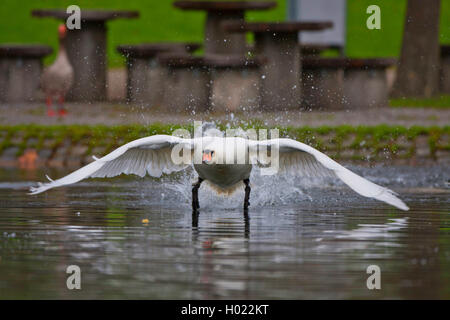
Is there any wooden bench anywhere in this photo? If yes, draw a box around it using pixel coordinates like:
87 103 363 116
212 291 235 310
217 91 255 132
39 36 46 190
117 43 200 106
302 57 396 110
158 54 210 113
0 44 52 102
204 54 265 112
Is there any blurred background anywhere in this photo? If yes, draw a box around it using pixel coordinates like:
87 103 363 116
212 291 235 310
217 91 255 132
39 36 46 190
0 0 449 300
0 0 448 65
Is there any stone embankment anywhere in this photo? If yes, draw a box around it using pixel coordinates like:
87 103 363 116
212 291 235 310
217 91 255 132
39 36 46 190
0 124 447 168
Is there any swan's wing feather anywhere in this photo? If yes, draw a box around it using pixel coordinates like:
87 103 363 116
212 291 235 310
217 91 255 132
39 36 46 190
29 135 192 195
287 151 332 177
251 138 409 211
29 160 105 195
251 139 334 177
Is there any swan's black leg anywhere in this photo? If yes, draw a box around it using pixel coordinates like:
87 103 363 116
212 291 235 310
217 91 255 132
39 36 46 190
192 177 204 211
243 208 250 238
243 178 251 211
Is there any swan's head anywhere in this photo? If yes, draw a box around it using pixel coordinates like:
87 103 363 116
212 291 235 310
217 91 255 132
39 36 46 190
198 136 249 165
200 136 221 165
202 149 215 164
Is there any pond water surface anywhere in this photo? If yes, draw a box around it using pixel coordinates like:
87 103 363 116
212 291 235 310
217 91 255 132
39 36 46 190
0 165 448 299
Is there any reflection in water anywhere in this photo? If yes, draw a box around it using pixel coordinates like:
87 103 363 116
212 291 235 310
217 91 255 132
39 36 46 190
192 209 249 237
0 166 448 299
191 211 251 298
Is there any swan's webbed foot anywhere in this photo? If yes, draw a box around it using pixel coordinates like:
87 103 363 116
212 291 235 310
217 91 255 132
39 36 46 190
243 178 251 211
192 177 203 211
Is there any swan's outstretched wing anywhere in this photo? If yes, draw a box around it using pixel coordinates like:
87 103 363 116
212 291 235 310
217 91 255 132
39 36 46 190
29 135 193 195
250 138 409 211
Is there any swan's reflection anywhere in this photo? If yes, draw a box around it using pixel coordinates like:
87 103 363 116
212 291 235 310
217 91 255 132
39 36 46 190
190 208 251 298
192 208 250 238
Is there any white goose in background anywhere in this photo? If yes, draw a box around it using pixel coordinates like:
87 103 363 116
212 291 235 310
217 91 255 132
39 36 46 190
29 134 409 212
41 24 74 117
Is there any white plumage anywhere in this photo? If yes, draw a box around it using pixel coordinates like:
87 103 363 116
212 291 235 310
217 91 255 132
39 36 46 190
29 135 409 211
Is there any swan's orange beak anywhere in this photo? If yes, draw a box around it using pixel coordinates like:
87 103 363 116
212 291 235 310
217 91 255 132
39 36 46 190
202 152 212 163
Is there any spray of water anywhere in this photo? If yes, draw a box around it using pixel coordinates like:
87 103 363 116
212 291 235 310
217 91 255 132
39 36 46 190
137 163 336 210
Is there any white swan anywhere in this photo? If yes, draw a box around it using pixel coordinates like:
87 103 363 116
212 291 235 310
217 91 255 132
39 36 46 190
29 135 409 211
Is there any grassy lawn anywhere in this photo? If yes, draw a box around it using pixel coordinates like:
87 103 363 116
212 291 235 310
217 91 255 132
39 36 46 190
0 0 286 67
390 95 450 109
346 0 450 57
0 0 449 67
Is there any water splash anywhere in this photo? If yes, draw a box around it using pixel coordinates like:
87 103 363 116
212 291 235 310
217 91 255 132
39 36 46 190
137 166 331 209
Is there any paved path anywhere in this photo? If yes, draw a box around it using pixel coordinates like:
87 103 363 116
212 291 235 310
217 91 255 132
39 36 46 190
0 103 448 127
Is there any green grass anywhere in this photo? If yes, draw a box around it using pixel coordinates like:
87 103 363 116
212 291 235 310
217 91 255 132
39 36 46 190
0 124 448 162
0 0 286 67
346 0 407 57
0 0 449 67
0 124 448 154
346 0 450 57
390 95 450 109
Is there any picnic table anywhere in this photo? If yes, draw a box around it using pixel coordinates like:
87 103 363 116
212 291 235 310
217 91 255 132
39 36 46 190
224 21 332 110
117 43 201 105
302 57 397 110
173 1 276 55
204 54 266 112
0 44 52 102
32 9 139 101
158 54 210 112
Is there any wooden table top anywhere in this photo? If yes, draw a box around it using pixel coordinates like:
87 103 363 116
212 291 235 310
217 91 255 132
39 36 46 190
302 57 397 69
173 1 276 11
32 9 139 21
0 44 53 57
117 43 201 57
224 21 333 33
